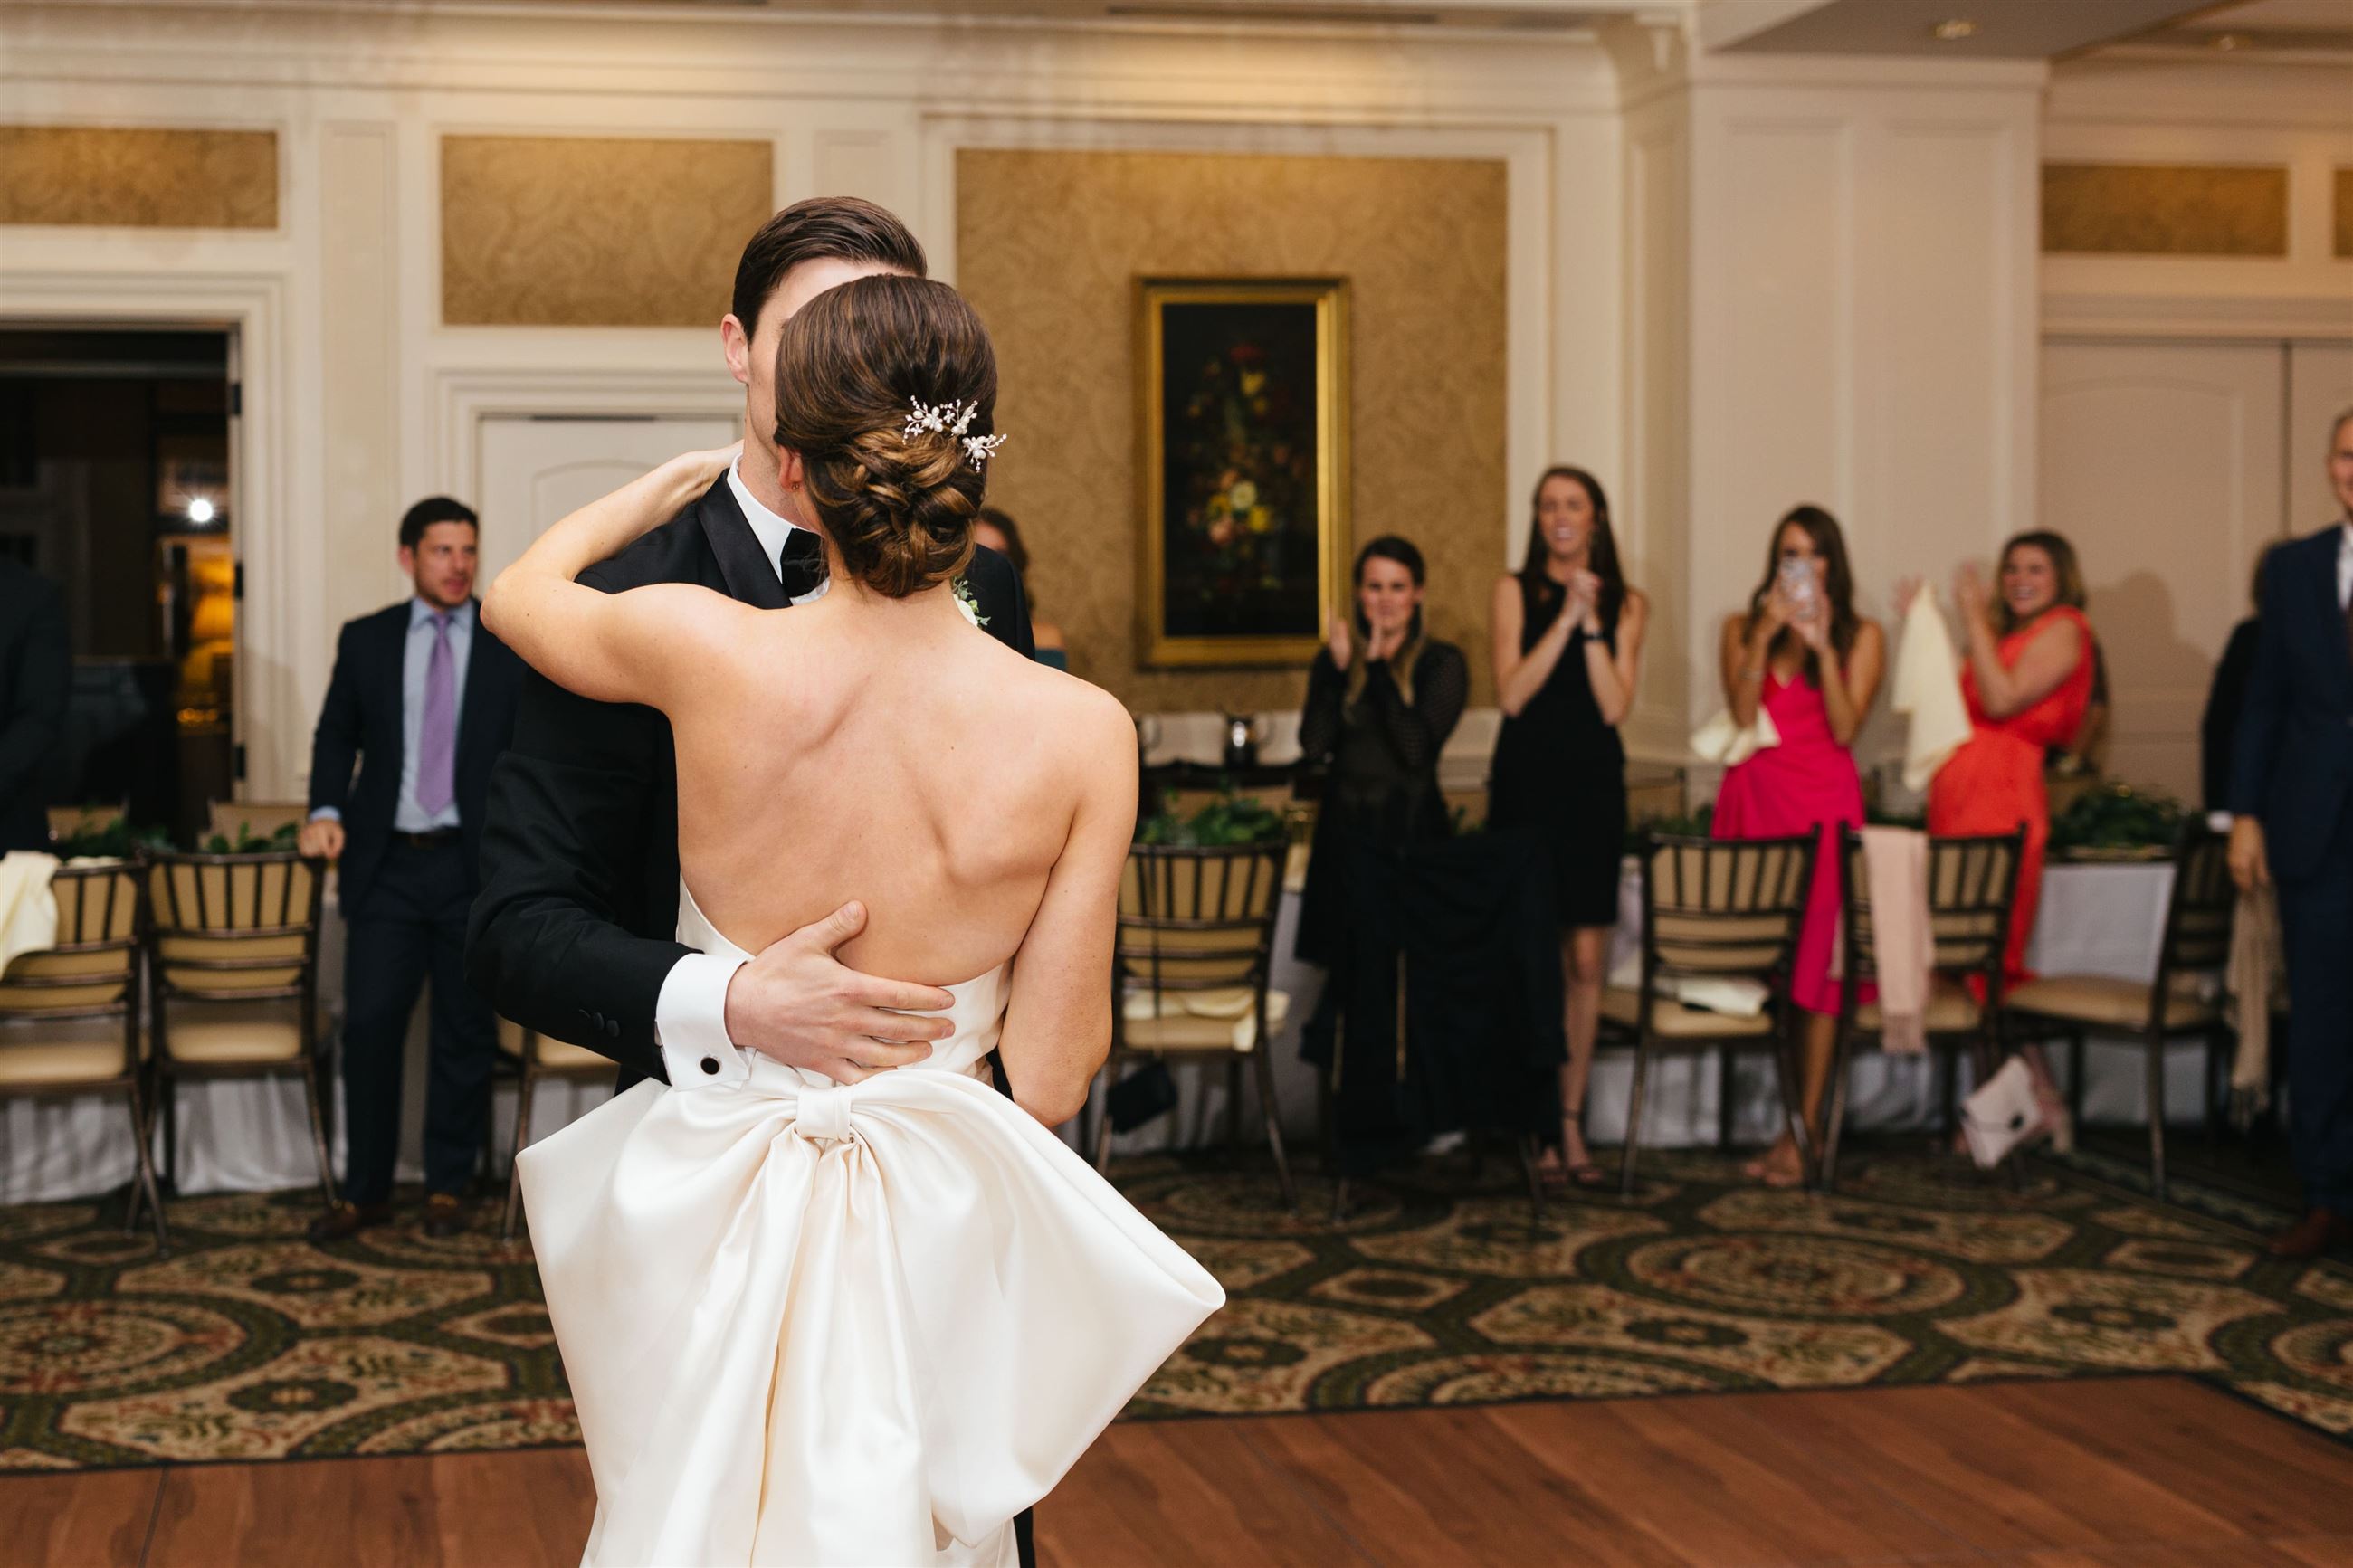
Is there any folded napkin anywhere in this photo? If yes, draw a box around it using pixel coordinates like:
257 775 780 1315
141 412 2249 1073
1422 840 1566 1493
1122 986 1291 1051
1893 595 1972 791
0 850 62 974
1690 705 1781 767
1857 826 1930 1053
1605 945 1773 1020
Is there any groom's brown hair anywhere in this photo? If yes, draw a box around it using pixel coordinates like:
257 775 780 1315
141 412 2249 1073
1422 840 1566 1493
731 197 929 338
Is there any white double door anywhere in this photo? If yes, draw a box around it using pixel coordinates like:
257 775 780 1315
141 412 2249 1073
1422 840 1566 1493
475 413 743 585
2040 338 2353 803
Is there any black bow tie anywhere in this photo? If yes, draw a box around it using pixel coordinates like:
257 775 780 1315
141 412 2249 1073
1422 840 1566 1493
777 529 826 602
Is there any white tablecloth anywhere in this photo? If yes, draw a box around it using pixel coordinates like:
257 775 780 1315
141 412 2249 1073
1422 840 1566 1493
1580 857 2190 1147
5 860 2192 1202
2 891 610 1206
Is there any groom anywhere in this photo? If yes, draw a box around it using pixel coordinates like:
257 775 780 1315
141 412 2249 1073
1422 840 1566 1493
467 199 1040 1561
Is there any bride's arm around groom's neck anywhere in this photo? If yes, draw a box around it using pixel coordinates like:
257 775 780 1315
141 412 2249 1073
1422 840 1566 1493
482 447 745 708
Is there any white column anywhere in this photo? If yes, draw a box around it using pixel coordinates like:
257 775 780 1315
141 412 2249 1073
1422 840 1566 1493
1615 31 2045 775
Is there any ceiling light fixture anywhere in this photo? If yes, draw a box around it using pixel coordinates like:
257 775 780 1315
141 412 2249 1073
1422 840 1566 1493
1931 17 1978 41
185 497 216 525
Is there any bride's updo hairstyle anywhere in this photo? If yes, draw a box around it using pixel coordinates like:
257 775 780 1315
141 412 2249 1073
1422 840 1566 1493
770 274 998 598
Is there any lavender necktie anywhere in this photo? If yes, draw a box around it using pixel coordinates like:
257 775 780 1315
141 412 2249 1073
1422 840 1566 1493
415 613 457 817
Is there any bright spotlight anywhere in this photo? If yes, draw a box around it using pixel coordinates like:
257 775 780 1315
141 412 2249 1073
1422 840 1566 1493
186 497 216 525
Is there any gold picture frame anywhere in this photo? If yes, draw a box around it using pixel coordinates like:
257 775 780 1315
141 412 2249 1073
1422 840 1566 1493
1138 278 1349 668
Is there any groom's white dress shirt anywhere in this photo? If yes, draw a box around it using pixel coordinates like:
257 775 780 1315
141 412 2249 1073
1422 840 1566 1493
653 457 829 1090
2338 518 2352 611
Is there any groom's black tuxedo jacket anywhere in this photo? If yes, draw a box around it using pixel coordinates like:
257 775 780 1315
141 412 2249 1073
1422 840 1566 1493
465 476 1035 1088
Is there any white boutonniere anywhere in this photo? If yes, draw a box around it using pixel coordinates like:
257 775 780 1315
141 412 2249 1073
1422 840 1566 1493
951 575 988 629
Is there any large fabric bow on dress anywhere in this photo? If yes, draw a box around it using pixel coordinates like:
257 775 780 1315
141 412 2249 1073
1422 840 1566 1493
520 1017 1225 1568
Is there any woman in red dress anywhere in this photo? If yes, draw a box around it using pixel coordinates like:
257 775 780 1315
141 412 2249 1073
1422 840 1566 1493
1713 506 1885 1187
1922 530 2095 1137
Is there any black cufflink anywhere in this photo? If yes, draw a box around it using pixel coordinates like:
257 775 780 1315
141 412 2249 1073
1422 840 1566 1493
700 1056 720 1076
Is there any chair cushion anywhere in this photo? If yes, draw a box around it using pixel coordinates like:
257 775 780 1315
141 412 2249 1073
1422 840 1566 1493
2005 974 2219 1031
1855 977 1982 1036
500 1015 622 1071
1120 990 1290 1053
1600 986 1775 1039
0 1017 134 1086
161 1003 306 1064
535 1035 616 1071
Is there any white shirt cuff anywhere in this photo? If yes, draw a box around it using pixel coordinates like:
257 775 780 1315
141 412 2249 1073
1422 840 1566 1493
309 806 341 822
655 950 752 1088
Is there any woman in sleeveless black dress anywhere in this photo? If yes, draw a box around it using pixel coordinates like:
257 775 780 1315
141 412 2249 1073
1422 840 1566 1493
1296 537 1467 967
1488 466 1648 1185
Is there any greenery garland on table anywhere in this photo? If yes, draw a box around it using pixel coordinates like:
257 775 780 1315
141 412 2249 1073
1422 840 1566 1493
49 819 302 860
2048 783 2183 860
1135 784 1289 848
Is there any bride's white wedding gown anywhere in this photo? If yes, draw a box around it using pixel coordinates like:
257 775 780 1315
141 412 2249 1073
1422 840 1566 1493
519 882 1225 1567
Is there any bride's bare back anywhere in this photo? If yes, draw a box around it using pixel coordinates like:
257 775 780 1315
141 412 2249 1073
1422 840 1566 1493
660 583 1129 985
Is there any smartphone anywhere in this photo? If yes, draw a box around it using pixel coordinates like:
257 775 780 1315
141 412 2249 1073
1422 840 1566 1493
1777 556 1817 613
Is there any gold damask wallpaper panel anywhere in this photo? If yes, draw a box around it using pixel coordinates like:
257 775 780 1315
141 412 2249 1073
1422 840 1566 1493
0 127 276 229
957 149 1508 715
2041 162 2288 257
441 136 775 327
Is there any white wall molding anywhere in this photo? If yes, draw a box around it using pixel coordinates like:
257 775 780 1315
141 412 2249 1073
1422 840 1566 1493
2043 293 2353 342
0 5 1621 120
432 367 748 514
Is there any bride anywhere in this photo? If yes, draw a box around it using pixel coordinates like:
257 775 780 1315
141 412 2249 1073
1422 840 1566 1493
484 275 1224 1567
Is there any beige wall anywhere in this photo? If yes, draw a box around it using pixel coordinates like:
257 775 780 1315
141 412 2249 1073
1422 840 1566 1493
956 148 1509 715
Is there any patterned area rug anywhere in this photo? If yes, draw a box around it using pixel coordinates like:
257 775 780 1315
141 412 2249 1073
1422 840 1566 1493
3 1147 2349 1472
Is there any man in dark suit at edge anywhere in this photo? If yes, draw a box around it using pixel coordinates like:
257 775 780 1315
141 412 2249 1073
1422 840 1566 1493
2232 407 2353 1259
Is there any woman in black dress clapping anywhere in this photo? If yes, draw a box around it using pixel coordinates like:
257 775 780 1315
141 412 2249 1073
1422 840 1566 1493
1295 537 1469 969
1488 467 1648 1186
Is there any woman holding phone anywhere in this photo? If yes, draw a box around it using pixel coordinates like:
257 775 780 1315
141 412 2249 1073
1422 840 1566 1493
1712 506 1884 1188
1489 467 1646 1187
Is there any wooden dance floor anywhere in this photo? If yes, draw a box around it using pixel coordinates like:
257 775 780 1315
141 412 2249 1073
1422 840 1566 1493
13 1376 2353 1566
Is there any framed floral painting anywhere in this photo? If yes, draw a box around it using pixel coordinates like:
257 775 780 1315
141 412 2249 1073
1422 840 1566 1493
1137 278 1349 667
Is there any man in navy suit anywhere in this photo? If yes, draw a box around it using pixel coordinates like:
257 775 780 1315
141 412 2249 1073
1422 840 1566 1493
2232 408 2353 1259
302 497 523 1241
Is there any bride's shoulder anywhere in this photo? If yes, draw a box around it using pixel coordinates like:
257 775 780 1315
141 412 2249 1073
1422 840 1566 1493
982 655 1135 775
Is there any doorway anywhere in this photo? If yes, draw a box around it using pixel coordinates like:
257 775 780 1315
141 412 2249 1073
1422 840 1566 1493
474 413 742 584
0 327 237 845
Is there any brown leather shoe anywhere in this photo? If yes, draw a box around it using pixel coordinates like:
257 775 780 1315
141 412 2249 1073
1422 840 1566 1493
422 1193 473 1240
2267 1207 2352 1259
307 1200 393 1244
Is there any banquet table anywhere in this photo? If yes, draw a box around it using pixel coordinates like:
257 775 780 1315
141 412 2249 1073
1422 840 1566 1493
3 857 2196 1202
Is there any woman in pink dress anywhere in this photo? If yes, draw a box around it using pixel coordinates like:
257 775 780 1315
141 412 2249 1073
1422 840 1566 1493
1712 506 1885 1187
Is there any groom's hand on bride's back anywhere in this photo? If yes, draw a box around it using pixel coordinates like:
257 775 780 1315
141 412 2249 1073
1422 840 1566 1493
722 900 957 1084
